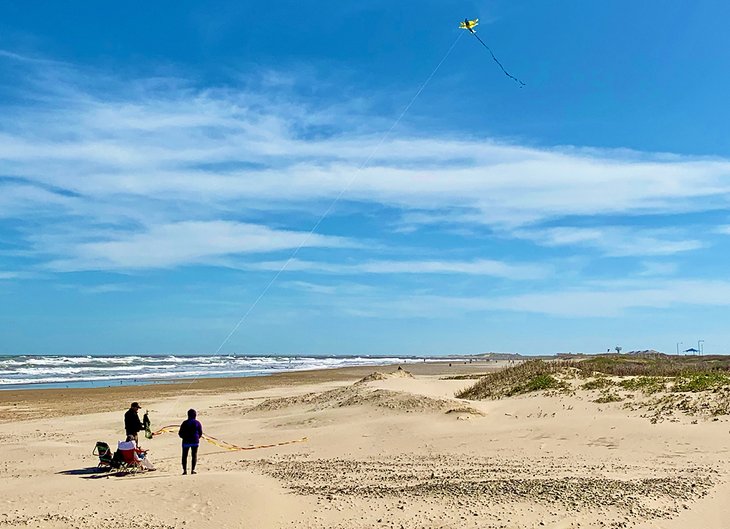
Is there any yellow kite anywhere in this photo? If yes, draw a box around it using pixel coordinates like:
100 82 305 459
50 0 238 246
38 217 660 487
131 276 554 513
459 18 479 32
459 17 524 86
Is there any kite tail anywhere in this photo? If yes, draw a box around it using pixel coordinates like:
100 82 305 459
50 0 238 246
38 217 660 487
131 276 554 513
471 33 525 87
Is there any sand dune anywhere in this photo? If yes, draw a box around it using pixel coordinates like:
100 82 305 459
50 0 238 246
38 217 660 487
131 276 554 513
1 361 728 528
248 370 481 416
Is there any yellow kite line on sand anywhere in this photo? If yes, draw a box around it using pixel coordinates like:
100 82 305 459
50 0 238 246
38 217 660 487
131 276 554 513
459 17 525 87
152 425 307 451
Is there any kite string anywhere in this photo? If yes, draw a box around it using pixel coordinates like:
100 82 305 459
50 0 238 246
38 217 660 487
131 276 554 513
211 30 464 356
147 31 465 427
470 32 525 87
150 425 307 451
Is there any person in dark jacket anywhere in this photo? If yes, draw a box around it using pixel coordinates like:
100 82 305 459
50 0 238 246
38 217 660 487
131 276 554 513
179 408 203 475
124 402 144 444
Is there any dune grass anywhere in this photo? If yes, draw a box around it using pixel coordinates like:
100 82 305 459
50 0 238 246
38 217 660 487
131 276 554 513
618 376 667 394
579 355 730 395
672 372 730 392
456 360 571 400
581 377 615 390
594 392 624 403
576 354 730 378
458 355 730 402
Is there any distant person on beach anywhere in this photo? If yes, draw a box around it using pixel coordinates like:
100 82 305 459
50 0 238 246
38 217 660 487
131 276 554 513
124 402 144 444
179 409 203 475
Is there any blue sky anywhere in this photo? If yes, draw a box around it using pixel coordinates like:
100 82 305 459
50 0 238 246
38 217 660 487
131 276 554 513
1 1 730 356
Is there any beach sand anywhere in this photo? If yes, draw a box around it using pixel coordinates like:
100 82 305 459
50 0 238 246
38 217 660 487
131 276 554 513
0 360 728 528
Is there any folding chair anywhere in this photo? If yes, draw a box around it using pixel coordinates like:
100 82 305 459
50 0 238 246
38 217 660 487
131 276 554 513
92 441 119 470
117 448 145 473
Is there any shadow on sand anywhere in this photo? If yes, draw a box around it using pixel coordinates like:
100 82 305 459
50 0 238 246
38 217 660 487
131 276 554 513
57 466 128 479
57 466 160 479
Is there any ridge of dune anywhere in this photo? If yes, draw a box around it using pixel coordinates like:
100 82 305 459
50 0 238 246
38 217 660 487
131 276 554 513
248 370 481 415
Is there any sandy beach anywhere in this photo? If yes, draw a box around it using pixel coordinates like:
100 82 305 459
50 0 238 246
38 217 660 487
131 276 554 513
1 360 728 529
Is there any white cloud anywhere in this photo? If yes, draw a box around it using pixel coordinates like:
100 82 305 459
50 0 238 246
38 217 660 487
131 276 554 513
637 261 679 277
2 62 730 227
43 221 353 271
492 280 730 317
298 279 730 319
282 280 376 296
246 258 548 280
56 282 137 294
2 55 730 274
510 226 704 256
0 183 76 218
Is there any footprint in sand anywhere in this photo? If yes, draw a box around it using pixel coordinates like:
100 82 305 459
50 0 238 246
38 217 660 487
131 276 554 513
589 436 619 449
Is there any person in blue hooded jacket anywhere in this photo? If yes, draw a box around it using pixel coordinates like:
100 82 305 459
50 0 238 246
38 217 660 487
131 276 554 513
178 408 203 475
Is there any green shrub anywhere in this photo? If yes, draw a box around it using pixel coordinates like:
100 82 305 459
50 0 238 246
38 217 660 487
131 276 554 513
522 374 563 393
457 360 571 400
618 376 666 394
576 354 730 378
581 377 615 390
673 373 730 393
594 392 623 403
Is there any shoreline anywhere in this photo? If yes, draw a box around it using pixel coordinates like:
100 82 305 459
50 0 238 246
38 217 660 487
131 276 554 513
0 360 493 422
0 353 490 390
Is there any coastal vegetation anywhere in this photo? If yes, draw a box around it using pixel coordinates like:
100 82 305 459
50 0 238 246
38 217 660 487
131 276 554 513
455 360 571 399
575 354 730 377
456 355 730 420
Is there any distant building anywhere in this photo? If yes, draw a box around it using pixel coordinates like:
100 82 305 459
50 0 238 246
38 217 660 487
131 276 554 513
625 349 664 356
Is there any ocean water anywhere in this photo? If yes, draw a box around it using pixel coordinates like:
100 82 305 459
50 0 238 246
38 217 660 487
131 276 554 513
0 354 425 390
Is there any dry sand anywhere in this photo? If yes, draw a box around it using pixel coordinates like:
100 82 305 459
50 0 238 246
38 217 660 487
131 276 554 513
0 360 728 528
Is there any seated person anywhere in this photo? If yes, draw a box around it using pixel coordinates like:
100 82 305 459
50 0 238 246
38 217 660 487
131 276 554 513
117 435 155 470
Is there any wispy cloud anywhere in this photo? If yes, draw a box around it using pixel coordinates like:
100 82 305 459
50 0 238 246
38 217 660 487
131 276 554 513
41 221 353 271
2 53 730 277
637 261 679 277
282 280 376 296
56 282 137 294
3 58 730 214
296 279 730 319
492 279 730 317
247 258 548 280
510 226 704 256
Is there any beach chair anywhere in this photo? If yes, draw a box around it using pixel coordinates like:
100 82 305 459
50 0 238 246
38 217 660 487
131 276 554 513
93 441 118 470
117 447 145 473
